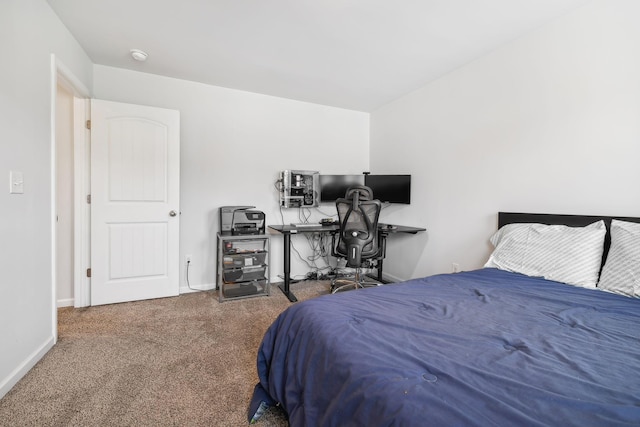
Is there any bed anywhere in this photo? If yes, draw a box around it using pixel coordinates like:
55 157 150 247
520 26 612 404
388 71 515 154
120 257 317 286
249 213 640 426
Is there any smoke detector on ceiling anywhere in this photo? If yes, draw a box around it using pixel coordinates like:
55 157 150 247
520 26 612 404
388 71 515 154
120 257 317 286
130 49 148 62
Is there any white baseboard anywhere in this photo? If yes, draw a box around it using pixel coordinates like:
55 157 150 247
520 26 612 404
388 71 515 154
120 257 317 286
381 272 403 283
56 298 74 308
0 336 55 399
180 283 216 294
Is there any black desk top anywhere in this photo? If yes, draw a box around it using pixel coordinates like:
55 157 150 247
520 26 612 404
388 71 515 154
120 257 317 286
378 223 426 234
268 223 425 234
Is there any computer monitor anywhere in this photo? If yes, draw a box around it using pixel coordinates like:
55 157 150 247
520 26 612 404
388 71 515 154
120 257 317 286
364 175 411 204
319 174 365 202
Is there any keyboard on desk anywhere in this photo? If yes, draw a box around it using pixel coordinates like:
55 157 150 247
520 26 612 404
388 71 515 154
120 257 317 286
291 223 321 228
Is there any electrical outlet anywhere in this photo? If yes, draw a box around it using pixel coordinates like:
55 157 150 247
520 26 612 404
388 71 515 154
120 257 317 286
185 254 192 264
10 171 24 194
452 262 460 273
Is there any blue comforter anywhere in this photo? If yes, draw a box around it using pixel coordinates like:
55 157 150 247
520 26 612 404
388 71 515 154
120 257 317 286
251 269 640 426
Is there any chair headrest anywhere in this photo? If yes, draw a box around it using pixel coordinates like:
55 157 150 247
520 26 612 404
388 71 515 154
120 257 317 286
344 185 374 201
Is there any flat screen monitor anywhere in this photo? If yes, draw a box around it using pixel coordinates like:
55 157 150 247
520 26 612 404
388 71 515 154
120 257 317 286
365 175 411 204
319 174 365 202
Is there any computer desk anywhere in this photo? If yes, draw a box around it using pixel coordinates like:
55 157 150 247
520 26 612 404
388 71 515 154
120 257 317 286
268 223 426 302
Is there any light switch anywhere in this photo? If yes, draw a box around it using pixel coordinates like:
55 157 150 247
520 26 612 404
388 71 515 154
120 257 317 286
10 171 24 194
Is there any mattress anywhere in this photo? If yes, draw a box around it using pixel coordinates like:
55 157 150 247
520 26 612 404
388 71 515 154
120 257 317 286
250 268 640 426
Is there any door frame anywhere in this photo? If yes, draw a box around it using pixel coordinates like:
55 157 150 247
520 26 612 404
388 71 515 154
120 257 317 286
50 55 91 342
71 96 91 308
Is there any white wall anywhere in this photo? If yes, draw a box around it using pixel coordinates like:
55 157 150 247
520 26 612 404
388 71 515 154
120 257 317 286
370 0 640 280
0 0 92 398
92 65 370 289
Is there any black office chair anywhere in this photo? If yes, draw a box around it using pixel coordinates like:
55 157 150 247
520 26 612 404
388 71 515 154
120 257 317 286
331 185 382 293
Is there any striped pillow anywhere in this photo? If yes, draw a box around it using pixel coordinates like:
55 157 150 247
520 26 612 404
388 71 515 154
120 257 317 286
485 221 606 288
597 220 640 298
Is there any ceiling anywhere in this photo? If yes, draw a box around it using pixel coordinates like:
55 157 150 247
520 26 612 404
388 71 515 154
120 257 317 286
47 0 589 112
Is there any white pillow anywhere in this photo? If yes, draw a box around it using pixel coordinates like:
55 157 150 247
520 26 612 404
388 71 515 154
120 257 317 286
484 221 606 288
597 220 640 298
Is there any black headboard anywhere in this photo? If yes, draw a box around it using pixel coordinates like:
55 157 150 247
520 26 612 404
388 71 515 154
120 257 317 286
498 212 640 269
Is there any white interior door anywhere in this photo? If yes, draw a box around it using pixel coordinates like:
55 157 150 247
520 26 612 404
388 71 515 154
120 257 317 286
90 99 180 306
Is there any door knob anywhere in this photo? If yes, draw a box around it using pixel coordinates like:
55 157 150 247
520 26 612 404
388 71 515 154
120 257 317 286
169 210 177 217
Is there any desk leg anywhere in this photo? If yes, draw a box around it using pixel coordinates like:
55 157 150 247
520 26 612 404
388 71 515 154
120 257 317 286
368 231 389 283
378 232 387 282
277 232 298 302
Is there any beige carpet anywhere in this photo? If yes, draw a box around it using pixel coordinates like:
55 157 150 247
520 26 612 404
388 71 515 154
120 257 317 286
0 280 331 426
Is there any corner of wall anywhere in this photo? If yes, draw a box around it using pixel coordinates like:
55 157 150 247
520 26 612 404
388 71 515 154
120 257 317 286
0 336 55 399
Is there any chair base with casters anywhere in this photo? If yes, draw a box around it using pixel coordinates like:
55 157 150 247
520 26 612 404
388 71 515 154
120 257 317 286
330 267 381 293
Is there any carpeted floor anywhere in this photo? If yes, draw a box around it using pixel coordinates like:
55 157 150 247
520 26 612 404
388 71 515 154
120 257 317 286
0 280 331 427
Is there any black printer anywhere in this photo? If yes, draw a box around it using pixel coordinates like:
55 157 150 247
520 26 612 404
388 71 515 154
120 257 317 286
219 206 265 235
